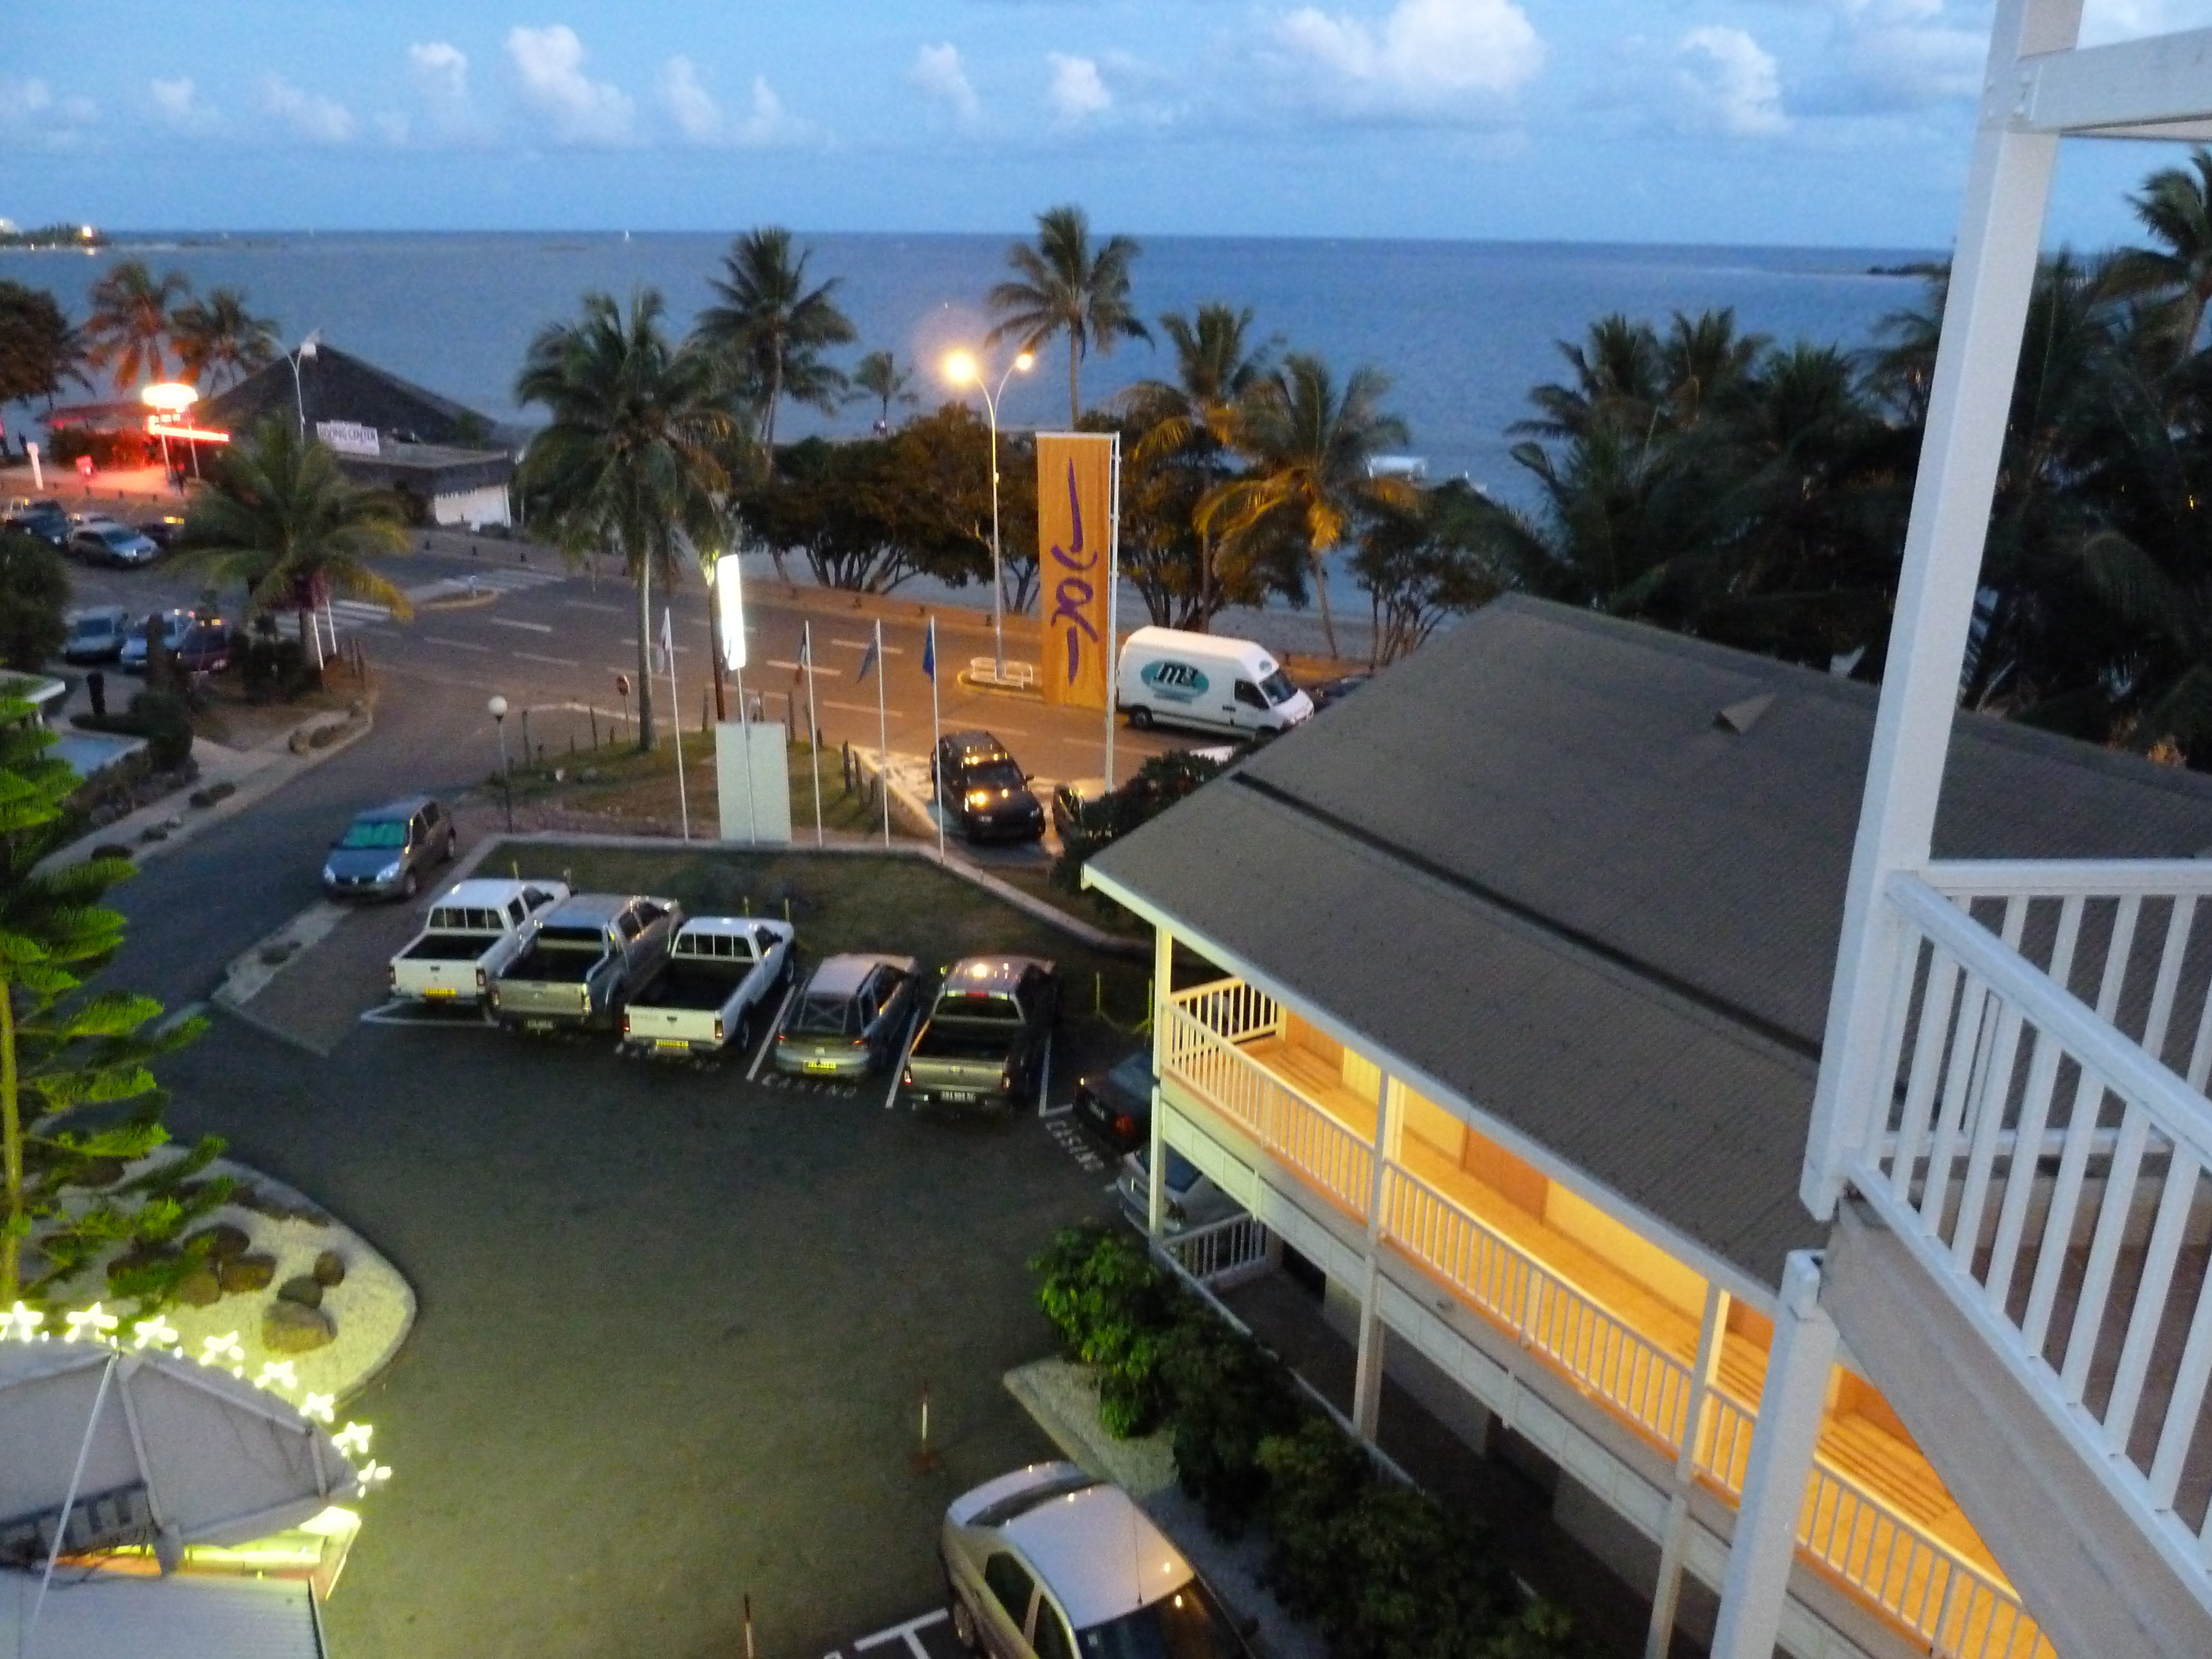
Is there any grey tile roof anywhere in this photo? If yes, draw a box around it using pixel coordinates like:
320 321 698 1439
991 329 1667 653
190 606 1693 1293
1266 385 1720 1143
1092 597 2212 1288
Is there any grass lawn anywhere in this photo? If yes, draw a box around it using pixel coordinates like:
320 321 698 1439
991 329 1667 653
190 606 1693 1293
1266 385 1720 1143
489 732 899 840
475 839 1156 1027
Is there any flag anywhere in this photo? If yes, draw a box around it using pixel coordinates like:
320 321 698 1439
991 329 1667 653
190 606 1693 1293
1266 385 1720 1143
854 634 879 685
922 619 936 681
658 608 675 674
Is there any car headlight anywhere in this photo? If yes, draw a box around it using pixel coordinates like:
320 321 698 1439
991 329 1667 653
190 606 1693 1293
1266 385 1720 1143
376 861 403 881
967 789 992 808
321 865 336 883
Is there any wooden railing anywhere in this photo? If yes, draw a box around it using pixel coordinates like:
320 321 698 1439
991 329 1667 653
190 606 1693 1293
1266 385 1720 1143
1162 976 2053 1659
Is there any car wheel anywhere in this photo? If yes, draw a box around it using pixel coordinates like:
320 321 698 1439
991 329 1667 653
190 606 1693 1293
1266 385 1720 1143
442 830 458 863
949 1590 981 1653
401 868 420 901
1129 705 1154 729
733 1011 754 1053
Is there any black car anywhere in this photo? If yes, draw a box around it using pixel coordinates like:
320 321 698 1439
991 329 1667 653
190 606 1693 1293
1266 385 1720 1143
3 503 67 549
135 513 188 551
931 729 1045 843
1074 1049 1155 1153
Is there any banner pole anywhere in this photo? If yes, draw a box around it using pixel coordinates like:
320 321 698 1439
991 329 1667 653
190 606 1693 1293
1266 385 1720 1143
665 606 690 843
804 620 824 848
1105 432 1120 792
930 616 945 862
737 661 757 844
875 617 890 848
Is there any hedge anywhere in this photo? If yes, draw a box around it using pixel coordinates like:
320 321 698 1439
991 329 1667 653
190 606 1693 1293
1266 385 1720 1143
1030 1227 1588 1659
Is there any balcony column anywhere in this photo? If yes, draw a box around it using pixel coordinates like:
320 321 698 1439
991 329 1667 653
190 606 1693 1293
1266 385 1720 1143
1711 1252 1834 1659
1646 1281 1731 1659
1351 1068 1399 1440
1147 924 1174 1239
1803 0 2078 1219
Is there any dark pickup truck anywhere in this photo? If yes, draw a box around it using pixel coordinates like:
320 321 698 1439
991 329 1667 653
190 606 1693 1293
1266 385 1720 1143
900 955 1060 1112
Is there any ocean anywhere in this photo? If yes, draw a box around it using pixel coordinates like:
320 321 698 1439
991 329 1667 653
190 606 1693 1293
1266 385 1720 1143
4 231 1937 503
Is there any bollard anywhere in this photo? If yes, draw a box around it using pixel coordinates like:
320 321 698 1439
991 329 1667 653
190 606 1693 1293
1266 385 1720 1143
911 1380 942 1473
590 706 600 750
782 897 791 922
743 1595 757 1659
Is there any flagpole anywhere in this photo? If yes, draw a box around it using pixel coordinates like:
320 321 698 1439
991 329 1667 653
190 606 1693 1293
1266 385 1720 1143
928 616 945 862
1104 432 1121 792
665 606 690 842
803 620 824 848
874 617 890 848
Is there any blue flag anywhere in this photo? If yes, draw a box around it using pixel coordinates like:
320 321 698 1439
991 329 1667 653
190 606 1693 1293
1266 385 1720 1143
922 620 936 681
854 635 879 684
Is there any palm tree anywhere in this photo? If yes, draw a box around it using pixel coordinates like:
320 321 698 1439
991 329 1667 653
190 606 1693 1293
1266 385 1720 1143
1197 354 1412 659
988 205 1151 426
82 260 189 390
0 281 87 409
2109 148 2212 362
180 418 412 653
851 349 918 431
171 288 280 390
698 228 856 453
517 288 732 753
1126 304 1274 625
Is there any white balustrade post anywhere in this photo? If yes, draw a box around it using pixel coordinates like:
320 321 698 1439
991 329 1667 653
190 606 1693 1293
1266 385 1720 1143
1351 1068 1397 1441
1149 925 1173 1239
1711 1253 1835 1659
1648 1282 1731 1659
1802 0 2080 1219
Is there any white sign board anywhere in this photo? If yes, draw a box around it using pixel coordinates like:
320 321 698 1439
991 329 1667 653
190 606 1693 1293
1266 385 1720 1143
714 721 792 845
315 420 379 457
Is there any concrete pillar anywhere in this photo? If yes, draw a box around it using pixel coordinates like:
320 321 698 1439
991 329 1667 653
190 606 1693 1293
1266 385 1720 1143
1711 1253 1834 1659
1647 1281 1731 1659
1351 1069 1397 1439
1147 925 1173 1239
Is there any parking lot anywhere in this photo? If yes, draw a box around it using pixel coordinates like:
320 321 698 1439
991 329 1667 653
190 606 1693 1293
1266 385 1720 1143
167 845 1147 1659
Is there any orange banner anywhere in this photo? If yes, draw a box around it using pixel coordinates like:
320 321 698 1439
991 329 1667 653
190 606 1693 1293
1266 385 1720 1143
1036 434 1116 709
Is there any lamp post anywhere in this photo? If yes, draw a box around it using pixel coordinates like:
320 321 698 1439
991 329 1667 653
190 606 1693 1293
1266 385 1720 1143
287 331 322 439
943 348 1033 680
140 383 196 491
488 695 513 831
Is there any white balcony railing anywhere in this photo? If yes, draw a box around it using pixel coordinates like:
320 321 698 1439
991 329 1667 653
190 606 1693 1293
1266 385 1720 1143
1842 863 2212 1604
1162 978 2052 1659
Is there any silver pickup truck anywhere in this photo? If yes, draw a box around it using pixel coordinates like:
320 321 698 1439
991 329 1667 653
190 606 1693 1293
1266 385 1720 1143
620 916 797 1056
900 956 1061 1113
489 893 682 1032
387 878 569 1005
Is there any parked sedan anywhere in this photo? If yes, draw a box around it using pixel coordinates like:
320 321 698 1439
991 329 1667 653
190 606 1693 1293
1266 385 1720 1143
771 952 919 1077
170 618 237 674
1050 778 1108 843
1072 1050 1154 1154
135 513 187 552
321 795 458 901
1115 1145 1245 1235
3 504 69 548
933 729 1045 844
118 610 192 674
61 605 131 665
70 521 160 567
942 1464 1253 1659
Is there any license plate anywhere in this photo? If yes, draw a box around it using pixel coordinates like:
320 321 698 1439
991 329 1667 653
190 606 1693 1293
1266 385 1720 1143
422 987 456 1000
805 1060 839 1074
655 1040 688 1053
941 1090 977 1104
525 1020 554 1033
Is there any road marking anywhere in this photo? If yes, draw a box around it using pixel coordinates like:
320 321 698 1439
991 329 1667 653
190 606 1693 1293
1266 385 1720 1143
426 635 494 653
768 659 842 677
489 617 556 634
1046 1118 1105 1172
563 599 624 614
748 980 801 1082
823 700 912 717
359 1000 494 1029
327 599 393 626
883 1012 919 1110
832 638 905 654
513 651 581 667
1036 1034 1060 1118
853 1609 947 1658
619 637 693 652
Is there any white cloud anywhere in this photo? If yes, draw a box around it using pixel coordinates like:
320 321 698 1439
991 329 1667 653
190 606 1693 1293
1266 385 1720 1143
146 77 218 134
1046 53 1113 124
1807 0 1984 112
911 43 983 129
1674 26 1787 135
661 58 813 147
1269 0 1543 121
262 76 358 144
0 79 95 135
409 41 469 103
507 24 635 145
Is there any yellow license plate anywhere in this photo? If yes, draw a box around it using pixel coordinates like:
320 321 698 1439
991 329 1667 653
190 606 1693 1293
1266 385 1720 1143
805 1060 839 1074
655 1040 688 1053
423 987 456 999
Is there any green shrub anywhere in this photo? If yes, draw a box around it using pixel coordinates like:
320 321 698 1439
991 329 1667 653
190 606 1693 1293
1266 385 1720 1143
1159 1316 1303 1536
241 632 318 701
75 690 194 771
1031 1225 1187 1436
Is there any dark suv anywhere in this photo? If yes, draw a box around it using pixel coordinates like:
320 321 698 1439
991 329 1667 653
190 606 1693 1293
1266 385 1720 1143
932 729 1045 843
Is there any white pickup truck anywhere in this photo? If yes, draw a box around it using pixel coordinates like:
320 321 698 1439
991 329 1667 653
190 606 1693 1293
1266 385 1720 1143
620 916 797 1057
386 878 570 1005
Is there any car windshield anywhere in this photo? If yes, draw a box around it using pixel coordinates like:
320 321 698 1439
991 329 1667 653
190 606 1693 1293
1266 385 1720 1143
338 819 408 849
1108 1053 1154 1095
967 762 1025 792
794 992 858 1036
1077 1580 1242 1659
69 617 114 638
937 990 1022 1022
99 526 137 546
1257 669 1296 705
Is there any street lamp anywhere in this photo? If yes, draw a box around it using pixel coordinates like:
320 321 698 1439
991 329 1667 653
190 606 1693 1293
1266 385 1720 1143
140 383 196 491
487 695 512 831
287 331 322 439
943 347 1034 680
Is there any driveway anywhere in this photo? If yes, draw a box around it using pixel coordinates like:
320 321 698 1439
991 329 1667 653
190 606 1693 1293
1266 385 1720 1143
160 958 1126 1658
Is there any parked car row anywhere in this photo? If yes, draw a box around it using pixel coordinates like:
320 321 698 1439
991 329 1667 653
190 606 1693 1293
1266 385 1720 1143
62 605 237 672
6 497 182 566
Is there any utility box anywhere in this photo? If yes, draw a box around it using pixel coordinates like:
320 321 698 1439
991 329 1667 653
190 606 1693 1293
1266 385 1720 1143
715 721 792 845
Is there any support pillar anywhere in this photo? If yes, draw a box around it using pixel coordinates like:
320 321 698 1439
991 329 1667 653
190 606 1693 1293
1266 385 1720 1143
1710 1253 1834 1659
1147 925 1173 1240
1350 1067 1398 1441
1647 1281 1731 1659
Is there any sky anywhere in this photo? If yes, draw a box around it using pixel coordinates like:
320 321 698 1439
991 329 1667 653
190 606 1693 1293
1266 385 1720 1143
3 0 2210 248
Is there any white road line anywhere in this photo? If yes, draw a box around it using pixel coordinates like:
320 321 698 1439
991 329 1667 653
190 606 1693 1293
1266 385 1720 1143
832 638 905 654
489 617 556 634
883 1013 919 1111
853 1609 947 1653
823 700 912 717
748 980 801 1082
619 637 693 652
1036 1034 1061 1118
513 651 581 667
768 659 843 677
564 600 624 614
426 635 494 653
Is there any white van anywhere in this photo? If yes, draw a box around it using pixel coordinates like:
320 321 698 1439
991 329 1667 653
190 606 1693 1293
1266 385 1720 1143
1115 627 1316 736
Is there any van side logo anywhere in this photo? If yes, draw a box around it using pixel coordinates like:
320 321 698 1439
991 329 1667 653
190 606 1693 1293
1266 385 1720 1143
1140 660 1207 703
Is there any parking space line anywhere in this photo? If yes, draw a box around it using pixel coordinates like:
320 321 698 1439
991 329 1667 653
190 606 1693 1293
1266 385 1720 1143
883 1013 919 1111
748 981 800 1082
853 1609 947 1656
358 1000 493 1028
1035 1034 1063 1118
513 651 582 667
426 635 494 653
563 599 624 614
489 617 556 634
